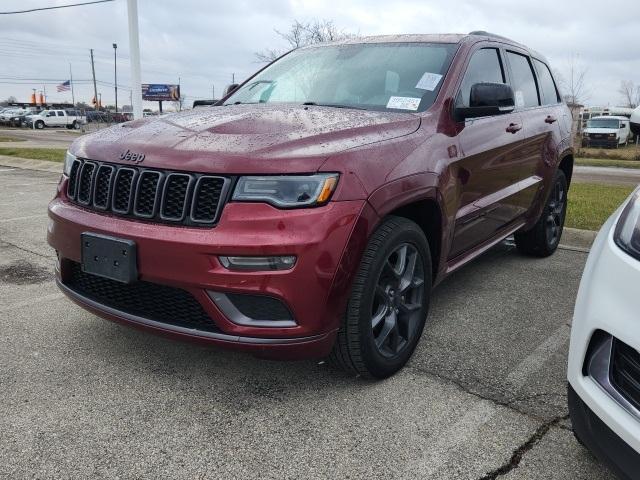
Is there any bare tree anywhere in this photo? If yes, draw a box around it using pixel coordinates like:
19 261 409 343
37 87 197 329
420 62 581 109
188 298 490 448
618 80 640 109
556 53 590 128
0 96 17 106
255 19 358 63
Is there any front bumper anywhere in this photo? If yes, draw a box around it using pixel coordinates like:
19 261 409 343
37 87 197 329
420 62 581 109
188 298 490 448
48 177 373 359
568 206 640 467
581 137 618 148
568 384 640 480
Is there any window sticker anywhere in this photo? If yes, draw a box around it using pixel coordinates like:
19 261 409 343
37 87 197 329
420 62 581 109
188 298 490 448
515 90 525 108
386 96 421 111
415 72 443 91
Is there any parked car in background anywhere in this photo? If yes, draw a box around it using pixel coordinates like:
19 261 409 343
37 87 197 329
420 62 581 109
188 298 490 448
28 109 86 129
568 186 640 480
581 116 631 148
9 108 39 127
49 32 574 378
0 108 22 125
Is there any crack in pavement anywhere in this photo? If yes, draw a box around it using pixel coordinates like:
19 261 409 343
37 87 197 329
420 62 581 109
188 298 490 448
477 414 570 479
0 239 54 259
407 365 565 424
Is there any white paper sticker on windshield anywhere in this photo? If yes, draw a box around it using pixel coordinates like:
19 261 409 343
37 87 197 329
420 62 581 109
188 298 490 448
415 72 443 91
515 90 525 108
387 96 421 111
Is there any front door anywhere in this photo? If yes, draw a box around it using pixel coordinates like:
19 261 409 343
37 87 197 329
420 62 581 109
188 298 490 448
449 47 530 259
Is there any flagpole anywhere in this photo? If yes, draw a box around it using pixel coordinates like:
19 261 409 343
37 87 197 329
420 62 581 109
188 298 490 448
69 63 76 107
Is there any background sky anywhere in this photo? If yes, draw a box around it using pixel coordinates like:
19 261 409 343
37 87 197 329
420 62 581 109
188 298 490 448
0 0 639 110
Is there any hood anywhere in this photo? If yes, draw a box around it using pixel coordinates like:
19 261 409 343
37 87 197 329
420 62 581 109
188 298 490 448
72 104 420 174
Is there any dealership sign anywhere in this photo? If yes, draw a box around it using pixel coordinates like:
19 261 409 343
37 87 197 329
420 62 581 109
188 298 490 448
141 84 180 101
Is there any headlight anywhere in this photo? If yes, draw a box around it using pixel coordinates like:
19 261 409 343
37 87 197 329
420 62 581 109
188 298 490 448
614 188 640 260
232 173 339 208
63 150 76 176
609 133 616 138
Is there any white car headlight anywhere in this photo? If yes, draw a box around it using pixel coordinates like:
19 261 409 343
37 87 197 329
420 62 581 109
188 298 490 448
63 151 76 176
614 188 640 260
232 173 339 208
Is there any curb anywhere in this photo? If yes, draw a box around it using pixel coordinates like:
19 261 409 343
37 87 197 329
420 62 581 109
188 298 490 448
0 155 62 173
558 227 597 252
0 155 600 252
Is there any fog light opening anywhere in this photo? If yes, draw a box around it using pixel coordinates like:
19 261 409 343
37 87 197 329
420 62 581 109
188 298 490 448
218 255 297 271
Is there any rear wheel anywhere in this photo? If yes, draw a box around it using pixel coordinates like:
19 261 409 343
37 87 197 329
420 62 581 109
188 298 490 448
329 216 432 379
35 120 44 129
514 170 567 257
73 121 80 130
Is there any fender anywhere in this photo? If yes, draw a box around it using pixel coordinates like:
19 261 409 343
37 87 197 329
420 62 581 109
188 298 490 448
367 172 440 218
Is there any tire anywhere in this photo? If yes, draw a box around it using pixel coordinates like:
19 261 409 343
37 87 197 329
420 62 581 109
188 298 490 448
35 120 44 129
73 121 80 130
329 216 432 379
514 170 568 257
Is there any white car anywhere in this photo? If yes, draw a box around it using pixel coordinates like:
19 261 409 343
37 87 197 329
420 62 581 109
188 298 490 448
568 185 640 480
581 115 631 148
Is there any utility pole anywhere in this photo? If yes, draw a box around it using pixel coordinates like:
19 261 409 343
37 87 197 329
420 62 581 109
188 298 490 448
90 48 99 110
232 73 235 84
212 84 215 100
127 0 143 120
113 43 118 113
69 63 76 107
178 76 181 111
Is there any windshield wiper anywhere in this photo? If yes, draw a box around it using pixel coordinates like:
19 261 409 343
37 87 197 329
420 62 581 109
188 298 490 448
302 102 368 111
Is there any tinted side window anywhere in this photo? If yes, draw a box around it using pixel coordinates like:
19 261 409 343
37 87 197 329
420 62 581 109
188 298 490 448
458 48 505 107
533 59 559 105
506 52 539 108
57 111 65 116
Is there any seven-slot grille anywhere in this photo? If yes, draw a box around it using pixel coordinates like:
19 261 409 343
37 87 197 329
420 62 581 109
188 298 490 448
611 339 640 412
66 158 229 227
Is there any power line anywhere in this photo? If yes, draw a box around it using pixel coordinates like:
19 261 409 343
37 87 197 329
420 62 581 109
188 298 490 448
0 0 115 15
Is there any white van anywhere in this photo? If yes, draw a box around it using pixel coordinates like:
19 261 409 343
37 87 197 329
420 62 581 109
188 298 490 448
581 115 631 148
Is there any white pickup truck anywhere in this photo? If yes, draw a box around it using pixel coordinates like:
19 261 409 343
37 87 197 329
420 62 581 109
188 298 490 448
28 109 86 130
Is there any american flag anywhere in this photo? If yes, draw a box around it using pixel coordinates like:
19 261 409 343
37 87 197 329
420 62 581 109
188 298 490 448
56 80 71 92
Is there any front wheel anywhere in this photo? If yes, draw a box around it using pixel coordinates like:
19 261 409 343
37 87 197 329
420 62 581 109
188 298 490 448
329 216 432 379
514 170 568 257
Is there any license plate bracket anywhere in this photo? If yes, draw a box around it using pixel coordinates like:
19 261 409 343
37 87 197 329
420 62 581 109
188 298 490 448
81 232 137 283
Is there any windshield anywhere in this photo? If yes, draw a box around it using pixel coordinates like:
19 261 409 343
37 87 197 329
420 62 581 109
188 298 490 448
587 118 620 129
224 42 458 112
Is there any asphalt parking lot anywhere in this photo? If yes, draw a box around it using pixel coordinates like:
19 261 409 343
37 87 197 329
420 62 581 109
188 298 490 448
0 166 617 479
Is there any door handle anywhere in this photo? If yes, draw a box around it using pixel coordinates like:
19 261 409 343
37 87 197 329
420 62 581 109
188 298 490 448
545 115 557 124
506 123 522 134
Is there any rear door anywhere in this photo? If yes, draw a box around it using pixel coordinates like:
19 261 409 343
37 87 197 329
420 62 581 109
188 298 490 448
450 46 528 258
505 52 562 210
55 110 67 126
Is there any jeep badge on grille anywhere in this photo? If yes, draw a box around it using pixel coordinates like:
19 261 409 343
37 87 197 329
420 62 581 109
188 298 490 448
119 149 145 163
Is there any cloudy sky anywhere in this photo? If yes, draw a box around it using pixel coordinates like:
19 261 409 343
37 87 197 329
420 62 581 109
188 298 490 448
0 0 639 110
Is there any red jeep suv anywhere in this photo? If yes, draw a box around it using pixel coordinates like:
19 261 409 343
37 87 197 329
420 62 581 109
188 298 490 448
48 32 573 378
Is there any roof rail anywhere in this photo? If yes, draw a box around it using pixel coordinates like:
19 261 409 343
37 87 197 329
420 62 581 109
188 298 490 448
468 30 514 42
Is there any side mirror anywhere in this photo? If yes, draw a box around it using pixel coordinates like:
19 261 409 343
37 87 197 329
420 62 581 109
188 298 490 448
455 82 515 121
224 83 240 96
